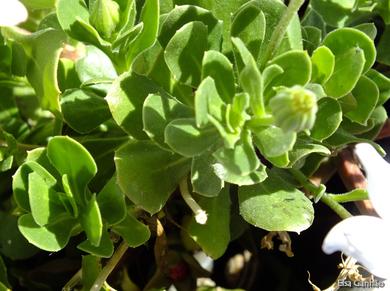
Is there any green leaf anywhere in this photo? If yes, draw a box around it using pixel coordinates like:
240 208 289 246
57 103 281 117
165 118 219 157
191 150 224 197
354 23 377 40
227 93 250 131
345 76 379 125
366 69 390 106
61 89 111 134
323 27 376 73
302 26 322 54
47 136 97 204
376 25 390 66
115 141 191 214
158 5 222 50
323 47 365 98
266 50 311 96
80 195 103 246
0 212 39 260
253 126 296 158
185 187 231 259
18 213 76 252
77 230 114 258
165 21 207 87
231 36 254 72
194 77 225 128
213 130 259 176
56 0 110 50
358 106 388 140
75 46 117 84
311 97 342 141
311 46 335 84
288 139 330 167
311 0 355 27
124 0 159 67
213 162 267 186
13 160 58 212
57 58 81 91
238 171 314 233
89 0 120 40
112 211 151 247
106 71 166 139
28 172 65 226
143 93 193 150
97 176 126 226
262 64 284 90
231 1 266 61
202 50 235 103
2 28 65 112
21 0 55 9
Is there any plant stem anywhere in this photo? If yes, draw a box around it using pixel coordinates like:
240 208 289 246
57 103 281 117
62 269 82 291
90 240 129 291
179 178 207 224
320 194 352 220
290 168 352 219
261 0 305 67
328 189 368 203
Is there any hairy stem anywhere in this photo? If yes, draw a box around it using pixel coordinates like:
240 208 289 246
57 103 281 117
320 194 353 220
90 240 128 291
261 0 305 67
328 189 369 203
179 178 207 224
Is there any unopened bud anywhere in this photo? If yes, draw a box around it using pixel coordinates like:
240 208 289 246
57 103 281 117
89 0 120 39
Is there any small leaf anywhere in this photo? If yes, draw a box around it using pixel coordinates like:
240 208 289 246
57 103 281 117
311 97 342 141
191 150 224 197
186 187 231 259
266 50 311 98
213 130 259 176
97 176 127 226
18 213 76 252
288 139 330 167
311 46 335 84
324 47 365 98
165 118 219 157
115 140 191 214
231 1 266 61
302 26 322 54
345 76 379 125
47 136 97 204
262 64 284 90
323 27 376 73
28 172 65 226
13 160 57 212
106 71 166 139
61 89 111 134
253 126 296 157
80 195 103 247
213 162 267 186
239 171 314 233
112 211 151 247
365 69 390 106
195 77 225 128
202 50 235 103
143 93 193 150
158 5 222 50
164 21 207 87
77 230 114 258
124 0 159 67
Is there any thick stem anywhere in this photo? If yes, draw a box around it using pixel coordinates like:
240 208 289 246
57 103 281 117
320 194 352 219
328 189 368 203
261 0 305 67
62 269 82 291
90 240 128 291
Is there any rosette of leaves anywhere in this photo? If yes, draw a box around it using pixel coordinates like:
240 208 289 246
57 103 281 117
12 136 150 256
103 1 390 262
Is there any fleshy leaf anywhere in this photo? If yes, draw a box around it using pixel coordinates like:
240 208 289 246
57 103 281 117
311 46 335 84
80 195 103 247
164 21 207 87
238 172 314 233
311 97 342 141
253 126 296 158
185 187 231 259
115 140 191 214
77 230 114 258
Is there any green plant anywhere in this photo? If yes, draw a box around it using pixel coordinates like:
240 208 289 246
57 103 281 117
1 0 390 290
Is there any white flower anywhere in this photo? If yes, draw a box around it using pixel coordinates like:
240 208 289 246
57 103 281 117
322 143 390 280
0 0 28 27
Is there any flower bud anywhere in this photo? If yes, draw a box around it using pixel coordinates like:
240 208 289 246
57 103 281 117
269 86 318 132
89 0 120 40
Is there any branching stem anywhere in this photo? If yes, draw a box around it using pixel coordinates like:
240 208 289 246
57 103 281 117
179 178 207 224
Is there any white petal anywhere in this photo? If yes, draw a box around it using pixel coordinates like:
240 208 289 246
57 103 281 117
0 0 28 26
354 143 390 222
322 215 390 279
